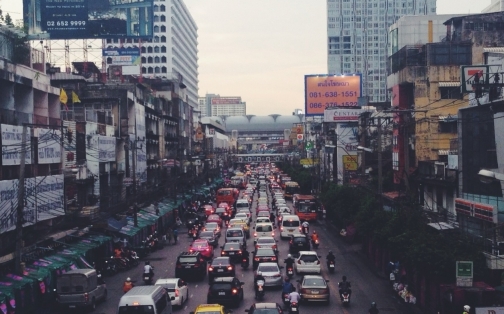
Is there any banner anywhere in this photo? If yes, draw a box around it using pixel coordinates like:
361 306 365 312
35 175 65 223
1 125 32 165
135 103 147 183
324 108 366 122
98 136 116 162
37 129 62 164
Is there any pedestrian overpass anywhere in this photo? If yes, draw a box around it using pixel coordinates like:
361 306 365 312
231 154 286 163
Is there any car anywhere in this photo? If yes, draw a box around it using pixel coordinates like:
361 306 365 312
215 207 229 219
236 208 252 220
207 277 244 307
245 302 284 314
154 278 189 307
208 256 236 283
189 239 214 260
218 202 233 216
175 252 206 280
220 242 243 262
225 227 247 247
203 222 221 237
199 230 219 247
235 212 251 225
256 211 271 220
255 263 283 287
190 303 230 314
297 275 330 304
289 234 311 254
207 214 223 227
253 222 275 239
294 251 321 274
257 197 268 204
256 217 272 225
229 219 250 238
253 248 278 270
201 204 215 216
236 199 250 211
254 236 278 253
256 204 270 214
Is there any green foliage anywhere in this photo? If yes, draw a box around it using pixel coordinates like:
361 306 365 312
277 162 313 194
3 12 13 26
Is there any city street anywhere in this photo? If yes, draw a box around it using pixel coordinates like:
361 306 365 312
87 188 409 314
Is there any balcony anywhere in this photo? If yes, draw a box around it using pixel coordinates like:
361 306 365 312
417 160 457 186
388 45 426 74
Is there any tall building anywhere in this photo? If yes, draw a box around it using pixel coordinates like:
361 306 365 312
108 0 199 108
198 97 208 116
327 0 436 104
199 94 246 117
482 0 504 12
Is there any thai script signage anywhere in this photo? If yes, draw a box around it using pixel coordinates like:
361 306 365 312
1 124 32 165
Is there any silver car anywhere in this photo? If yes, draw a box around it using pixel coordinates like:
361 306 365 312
255 263 283 287
254 236 278 253
294 251 322 274
297 275 330 304
204 222 221 237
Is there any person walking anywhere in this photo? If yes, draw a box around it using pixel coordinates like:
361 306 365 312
166 227 172 245
173 228 179 244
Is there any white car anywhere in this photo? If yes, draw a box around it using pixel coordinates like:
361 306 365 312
155 278 189 306
255 236 278 253
235 212 251 225
294 251 321 274
255 263 283 287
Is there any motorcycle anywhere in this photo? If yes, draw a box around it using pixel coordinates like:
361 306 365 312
312 239 319 249
255 280 265 300
143 271 154 285
283 292 290 305
241 257 249 269
341 290 350 306
327 260 335 273
286 266 294 278
289 302 299 313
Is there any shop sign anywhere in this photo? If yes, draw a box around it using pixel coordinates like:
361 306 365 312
476 307 504 314
456 261 473 287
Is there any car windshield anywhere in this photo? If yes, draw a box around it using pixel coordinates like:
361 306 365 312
197 312 221 314
118 305 155 313
200 231 214 237
191 242 208 248
227 230 243 237
211 283 232 290
252 309 279 314
216 208 226 213
206 223 218 228
178 257 197 263
293 237 307 243
283 220 300 227
256 225 272 232
300 255 319 262
223 243 241 250
256 249 274 256
258 238 275 244
257 265 279 272
303 278 326 286
211 258 230 266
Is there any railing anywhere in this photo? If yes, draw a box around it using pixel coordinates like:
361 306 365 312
388 45 425 75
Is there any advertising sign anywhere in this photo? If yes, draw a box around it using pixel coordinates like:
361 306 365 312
305 74 362 116
1 125 32 166
103 47 141 65
98 136 116 162
24 0 154 40
342 155 358 171
35 175 64 222
455 198 497 223
0 179 35 233
37 128 62 164
335 123 359 184
476 307 504 314
211 98 241 105
135 103 147 183
456 260 473 287
461 65 489 93
324 108 365 122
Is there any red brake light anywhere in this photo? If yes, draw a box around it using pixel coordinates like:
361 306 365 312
254 233 257 237
227 266 233 270
272 257 277 261
84 292 89 302
175 289 179 297
232 288 238 294
297 260 301 264
255 257 260 261
208 266 214 271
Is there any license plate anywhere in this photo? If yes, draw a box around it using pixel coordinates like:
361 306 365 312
217 269 224 272
219 292 225 295
291 308 298 312
144 277 149 280
288 229 294 232
229 252 235 255
185 266 191 268
311 290 319 294
69 305 76 308
298 243 303 246
329 264 335 268
288 270 293 274
284 297 289 302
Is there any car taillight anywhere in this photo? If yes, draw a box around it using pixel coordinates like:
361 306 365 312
273 273 281 277
232 289 238 294
272 256 277 261
301 289 309 294
84 292 89 302
316 260 320 265
208 267 214 271
255 257 260 261
238 250 242 254
189 249 193 252
255 245 259 249
227 266 233 270
272 245 277 249
205 248 209 251
320 289 329 294
297 260 301 264
289 240 292 244
254 233 257 237
221 251 225 255
271 232 275 236
281 227 284 231
175 289 179 297
176 264 182 268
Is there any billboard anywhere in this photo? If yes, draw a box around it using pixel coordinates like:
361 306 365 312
460 65 489 93
211 98 242 105
103 47 141 65
1 125 32 166
24 0 154 40
305 74 362 116
37 128 62 164
324 108 365 122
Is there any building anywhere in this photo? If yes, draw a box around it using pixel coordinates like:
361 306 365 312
107 0 199 108
327 0 436 104
198 94 246 117
198 97 208 116
482 0 504 13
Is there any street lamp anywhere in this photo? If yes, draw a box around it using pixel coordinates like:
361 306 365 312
357 146 373 153
358 145 381 194
478 169 504 184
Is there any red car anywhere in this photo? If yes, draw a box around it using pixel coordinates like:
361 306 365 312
202 204 215 217
207 214 223 228
218 202 233 216
189 239 214 259
256 205 270 215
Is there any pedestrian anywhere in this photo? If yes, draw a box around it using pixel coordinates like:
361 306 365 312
173 228 179 244
122 237 128 249
166 227 172 245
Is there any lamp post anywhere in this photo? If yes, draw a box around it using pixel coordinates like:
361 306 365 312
357 145 381 193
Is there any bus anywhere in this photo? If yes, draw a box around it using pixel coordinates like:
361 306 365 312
292 194 318 221
230 175 248 189
280 176 291 189
284 181 300 199
216 188 239 205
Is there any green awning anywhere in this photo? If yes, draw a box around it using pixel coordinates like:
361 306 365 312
23 266 52 282
119 224 142 237
84 234 112 245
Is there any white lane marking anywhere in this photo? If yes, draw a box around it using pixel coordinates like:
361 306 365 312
184 305 188 310
190 294 193 298
195 284 198 288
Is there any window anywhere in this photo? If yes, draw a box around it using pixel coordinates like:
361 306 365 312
155 67 160 73
148 67 153 73
154 36 160 43
147 47 153 53
161 25 166 32
160 15 166 22
142 67 146 74
154 46 160 53
161 36 166 42
439 121 457 133
154 25 159 33
154 56 160 63
161 46 166 53
161 56 167 63
155 295 168 313
141 47 146 53
440 87 461 99
154 15 159 22
147 57 153 63
160 5 166 11
141 57 146 63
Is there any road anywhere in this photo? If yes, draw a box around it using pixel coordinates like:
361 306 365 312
87 187 409 314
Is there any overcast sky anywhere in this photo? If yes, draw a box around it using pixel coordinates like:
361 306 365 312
1 0 491 115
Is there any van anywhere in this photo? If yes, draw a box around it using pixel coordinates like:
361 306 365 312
280 215 301 239
225 227 246 247
118 285 174 314
235 199 250 211
253 222 275 239
55 268 107 310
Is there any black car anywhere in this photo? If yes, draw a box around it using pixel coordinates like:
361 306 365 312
175 252 207 280
245 302 284 314
253 248 278 270
289 235 310 254
208 257 236 283
220 242 243 262
207 277 244 307
199 231 218 247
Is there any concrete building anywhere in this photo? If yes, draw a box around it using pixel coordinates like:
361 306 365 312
198 94 246 117
107 0 199 108
327 0 436 104
482 0 504 13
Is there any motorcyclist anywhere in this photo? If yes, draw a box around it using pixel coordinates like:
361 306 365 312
326 250 336 266
123 277 134 293
301 221 309 234
338 276 351 299
242 247 250 266
368 302 379 314
282 277 294 296
144 261 154 279
311 230 319 243
284 254 295 270
254 271 266 298
463 305 470 314
288 287 301 307
269 212 276 226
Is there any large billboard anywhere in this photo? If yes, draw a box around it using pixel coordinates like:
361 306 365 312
24 0 154 40
305 74 362 116
103 47 141 65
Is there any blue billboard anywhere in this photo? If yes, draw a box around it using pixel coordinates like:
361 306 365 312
23 0 154 40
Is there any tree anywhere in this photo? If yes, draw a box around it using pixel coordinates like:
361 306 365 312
4 12 13 26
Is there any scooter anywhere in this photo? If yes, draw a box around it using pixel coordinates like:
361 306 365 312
312 239 319 249
341 290 351 306
241 257 249 269
286 266 294 278
327 260 335 273
282 292 290 305
143 272 154 285
289 301 299 313
255 280 265 300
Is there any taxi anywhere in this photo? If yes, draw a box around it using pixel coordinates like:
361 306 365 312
189 304 229 314
229 218 250 238
189 239 214 260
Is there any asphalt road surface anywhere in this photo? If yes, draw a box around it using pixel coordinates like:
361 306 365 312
84 187 411 314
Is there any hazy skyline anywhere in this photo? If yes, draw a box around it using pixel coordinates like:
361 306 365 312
1 0 491 115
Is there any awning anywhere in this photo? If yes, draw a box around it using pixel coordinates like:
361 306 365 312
484 47 504 53
438 115 457 121
438 82 461 87
107 217 126 232
438 150 457 155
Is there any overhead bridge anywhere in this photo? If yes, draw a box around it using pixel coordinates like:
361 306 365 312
231 154 286 163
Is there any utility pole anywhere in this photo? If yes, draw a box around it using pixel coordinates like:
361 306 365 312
360 113 368 184
403 112 410 192
377 118 383 195
132 139 138 227
15 125 27 274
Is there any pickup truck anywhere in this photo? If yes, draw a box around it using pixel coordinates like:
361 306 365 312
55 268 107 311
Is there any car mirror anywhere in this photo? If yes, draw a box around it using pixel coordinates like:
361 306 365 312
240 281 245 285
318 255 322 258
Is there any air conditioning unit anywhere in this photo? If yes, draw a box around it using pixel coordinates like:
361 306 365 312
434 162 446 179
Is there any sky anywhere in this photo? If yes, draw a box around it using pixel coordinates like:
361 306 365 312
0 0 492 115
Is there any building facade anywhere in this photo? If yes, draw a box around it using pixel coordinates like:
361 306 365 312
482 0 504 13
198 94 246 117
327 0 436 104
